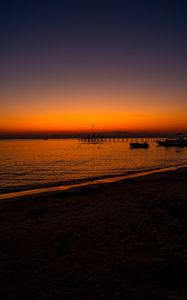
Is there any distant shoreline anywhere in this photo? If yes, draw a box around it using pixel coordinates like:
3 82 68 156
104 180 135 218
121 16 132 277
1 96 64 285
1 132 187 140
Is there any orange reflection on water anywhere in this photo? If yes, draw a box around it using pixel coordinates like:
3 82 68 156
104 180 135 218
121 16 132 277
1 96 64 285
0 139 187 195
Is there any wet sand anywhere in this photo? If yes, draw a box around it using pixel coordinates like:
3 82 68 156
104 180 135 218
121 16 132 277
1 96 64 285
0 168 186 299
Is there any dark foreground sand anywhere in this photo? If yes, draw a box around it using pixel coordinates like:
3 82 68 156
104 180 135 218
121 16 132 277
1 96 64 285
0 168 186 299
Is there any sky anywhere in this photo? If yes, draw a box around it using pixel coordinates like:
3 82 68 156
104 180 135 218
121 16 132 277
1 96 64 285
0 0 187 137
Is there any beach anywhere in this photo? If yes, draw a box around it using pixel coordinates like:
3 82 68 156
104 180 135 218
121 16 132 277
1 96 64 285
0 167 186 299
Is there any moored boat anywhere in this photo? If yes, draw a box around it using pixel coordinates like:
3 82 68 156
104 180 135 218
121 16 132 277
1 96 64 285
130 142 149 149
156 135 187 147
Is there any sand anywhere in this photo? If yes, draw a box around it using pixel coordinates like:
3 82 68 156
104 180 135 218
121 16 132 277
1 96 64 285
0 168 186 299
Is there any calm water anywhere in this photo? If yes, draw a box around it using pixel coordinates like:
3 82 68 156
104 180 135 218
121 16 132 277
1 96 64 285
0 139 187 194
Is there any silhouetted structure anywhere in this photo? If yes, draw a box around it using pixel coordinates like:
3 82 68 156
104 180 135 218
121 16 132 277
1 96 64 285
80 134 187 143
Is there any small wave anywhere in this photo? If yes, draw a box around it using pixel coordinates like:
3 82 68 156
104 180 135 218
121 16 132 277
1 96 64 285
46 160 65 165
0 164 187 202
47 159 90 165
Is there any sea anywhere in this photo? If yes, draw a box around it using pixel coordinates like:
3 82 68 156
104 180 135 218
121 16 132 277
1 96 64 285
0 139 187 196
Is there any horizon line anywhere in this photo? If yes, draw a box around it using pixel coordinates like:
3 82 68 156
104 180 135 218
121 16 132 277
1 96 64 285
0 130 187 139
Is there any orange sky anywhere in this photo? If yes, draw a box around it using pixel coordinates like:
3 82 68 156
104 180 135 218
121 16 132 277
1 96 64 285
1 83 187 135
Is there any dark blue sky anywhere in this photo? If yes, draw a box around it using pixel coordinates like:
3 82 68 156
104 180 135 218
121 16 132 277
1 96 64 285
0 0 187 87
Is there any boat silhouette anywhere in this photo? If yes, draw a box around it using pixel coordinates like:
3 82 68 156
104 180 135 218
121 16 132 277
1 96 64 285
130 142 149 149
156 134 187 147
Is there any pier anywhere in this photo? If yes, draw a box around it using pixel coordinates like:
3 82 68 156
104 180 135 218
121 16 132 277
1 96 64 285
80 135 187 143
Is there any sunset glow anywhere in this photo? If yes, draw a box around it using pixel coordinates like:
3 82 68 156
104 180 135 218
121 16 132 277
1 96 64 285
1 85 187 135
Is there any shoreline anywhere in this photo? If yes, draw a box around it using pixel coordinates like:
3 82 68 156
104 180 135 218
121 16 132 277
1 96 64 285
0 166 186 299
1 163 187 202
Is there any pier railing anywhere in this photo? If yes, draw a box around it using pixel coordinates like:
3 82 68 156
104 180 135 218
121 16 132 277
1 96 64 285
80 135 187 143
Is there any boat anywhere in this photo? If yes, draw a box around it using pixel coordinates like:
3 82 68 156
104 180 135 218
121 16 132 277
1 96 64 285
156 134 187 147
130 142 149 149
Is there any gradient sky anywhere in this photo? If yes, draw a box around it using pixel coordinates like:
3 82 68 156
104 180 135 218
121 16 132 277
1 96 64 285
0 0 187 136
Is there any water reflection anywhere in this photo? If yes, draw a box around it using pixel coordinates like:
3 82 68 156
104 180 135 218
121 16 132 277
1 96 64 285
0 139 187 194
